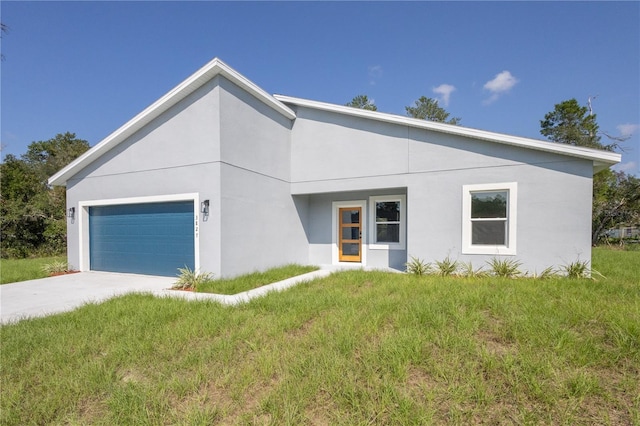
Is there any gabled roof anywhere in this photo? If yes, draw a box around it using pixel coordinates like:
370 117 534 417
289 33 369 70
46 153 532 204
274 95 621 174
49 58 620 186
49 58 296 186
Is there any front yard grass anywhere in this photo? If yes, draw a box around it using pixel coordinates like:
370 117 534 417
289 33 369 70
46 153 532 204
0 256 66 284
1 247 638 424
195 264 319 294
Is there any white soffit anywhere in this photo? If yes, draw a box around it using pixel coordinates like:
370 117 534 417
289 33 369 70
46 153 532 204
274 94 621 171
49 58 296 186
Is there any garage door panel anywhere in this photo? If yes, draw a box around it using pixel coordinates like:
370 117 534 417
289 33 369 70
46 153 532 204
89 201 195 276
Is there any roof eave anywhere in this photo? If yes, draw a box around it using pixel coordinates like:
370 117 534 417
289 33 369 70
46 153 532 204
274 94 621 174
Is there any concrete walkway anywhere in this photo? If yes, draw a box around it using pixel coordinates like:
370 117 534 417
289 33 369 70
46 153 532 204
0 268 335 325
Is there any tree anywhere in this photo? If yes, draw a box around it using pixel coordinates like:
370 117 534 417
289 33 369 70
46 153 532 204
345 95 377 111
0 133 90 258
540 99 638 244
592 170 640 245
539 98 605 150
0 155 48 257
22 132 90 182
405 96 460 125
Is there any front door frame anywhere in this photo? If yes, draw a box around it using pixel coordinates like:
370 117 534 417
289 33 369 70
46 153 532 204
332 200 366 266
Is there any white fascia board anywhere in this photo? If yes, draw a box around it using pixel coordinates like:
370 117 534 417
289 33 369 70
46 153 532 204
215 60 296 120
274 95 621 170
49 58 295 187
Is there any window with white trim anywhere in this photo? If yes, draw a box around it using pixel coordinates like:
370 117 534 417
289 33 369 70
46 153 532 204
369 195 406 249
462 183 517 255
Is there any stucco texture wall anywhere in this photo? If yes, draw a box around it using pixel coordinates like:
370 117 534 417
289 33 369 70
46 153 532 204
289 106 593 274
65 79 223 274
215 78 308 277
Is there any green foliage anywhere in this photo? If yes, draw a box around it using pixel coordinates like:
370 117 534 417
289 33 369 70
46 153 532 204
433 256 459 276
0 256 67 284
540 98 604 150
41 261 70 275
345 94 377 111
197 264 319 295
172 266 214 291
560 260 590 279
471 192 507 217
487 257 522 278
0 132 89 258
22 132 91 181
405 256 431 276
532 266 558 280
559 259 605 280
540 99 638 245
592 169 640 245
405 96 461 125
458 261 487 278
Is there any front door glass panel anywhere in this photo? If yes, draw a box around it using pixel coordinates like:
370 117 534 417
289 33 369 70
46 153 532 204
339 207 361 262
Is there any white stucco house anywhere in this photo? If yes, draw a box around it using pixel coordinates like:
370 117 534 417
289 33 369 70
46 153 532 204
49 58 620 277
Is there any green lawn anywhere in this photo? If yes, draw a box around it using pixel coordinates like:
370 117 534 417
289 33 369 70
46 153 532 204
196 264 319 294
0 256 66 284
1 247 638 424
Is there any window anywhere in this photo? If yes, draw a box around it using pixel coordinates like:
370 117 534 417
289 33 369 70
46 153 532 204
462 183 517 255
471 191 507 245
369 195 406 249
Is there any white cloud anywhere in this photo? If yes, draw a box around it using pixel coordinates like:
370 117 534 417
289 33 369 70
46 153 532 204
368 65 383 85
617 123 640 137
483 70 519 105
432 84 456 107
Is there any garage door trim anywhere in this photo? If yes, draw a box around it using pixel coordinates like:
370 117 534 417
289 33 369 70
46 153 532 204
77 193 201 273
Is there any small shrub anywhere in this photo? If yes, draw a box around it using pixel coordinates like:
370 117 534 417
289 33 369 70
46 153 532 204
562 260 590 278
433 256 459 276
42 261 69 275
458 261 487 278
173 266 214 291
534 266 557 280
405 256 431 276
487 257 522 278
560 260 605 280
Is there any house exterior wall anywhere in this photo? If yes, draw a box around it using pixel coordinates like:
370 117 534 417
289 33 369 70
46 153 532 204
59 66 602 278
64 79 223 274
290 108 410 183
215 78 308 277
403 158 593 273
405 126 594 272
289 106 594 273
304 189 408 270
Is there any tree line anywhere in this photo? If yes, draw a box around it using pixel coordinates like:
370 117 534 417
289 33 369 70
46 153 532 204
1 133 89 257
1 98 637 258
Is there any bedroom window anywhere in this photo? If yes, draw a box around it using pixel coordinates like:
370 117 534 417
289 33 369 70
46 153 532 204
369 195 406 250
462 183 517 255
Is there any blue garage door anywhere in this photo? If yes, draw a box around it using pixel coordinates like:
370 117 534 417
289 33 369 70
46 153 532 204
89 201 195 276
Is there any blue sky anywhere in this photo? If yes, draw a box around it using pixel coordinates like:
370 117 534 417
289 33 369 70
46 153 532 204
2 1 639 175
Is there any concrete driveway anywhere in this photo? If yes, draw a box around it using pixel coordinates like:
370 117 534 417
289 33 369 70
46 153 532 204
0 268 335 325
0 272 175 325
